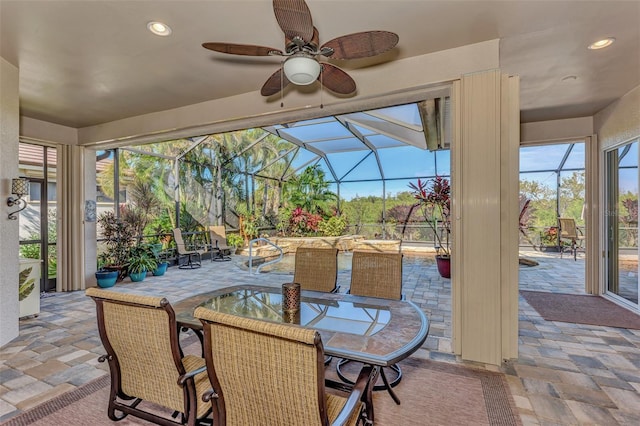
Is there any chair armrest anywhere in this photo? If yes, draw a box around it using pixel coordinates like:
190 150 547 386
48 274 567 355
177 365 206 386
330 364 375 426
202 388 219 402
186 243 206 251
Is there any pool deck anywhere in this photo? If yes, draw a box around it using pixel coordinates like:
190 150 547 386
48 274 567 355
1 250 640 425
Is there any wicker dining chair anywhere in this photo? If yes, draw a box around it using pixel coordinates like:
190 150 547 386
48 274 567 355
194 308 375 426
173 228 207 269
338 250 404 405
208 225 232 262
86 288 212 426
293 247 340 293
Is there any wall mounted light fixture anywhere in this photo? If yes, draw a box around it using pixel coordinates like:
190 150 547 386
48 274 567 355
7 178 29 220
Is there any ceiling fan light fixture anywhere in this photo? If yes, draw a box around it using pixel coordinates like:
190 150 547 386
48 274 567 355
283 55 321 85
587 37 615 50
147 21 172 36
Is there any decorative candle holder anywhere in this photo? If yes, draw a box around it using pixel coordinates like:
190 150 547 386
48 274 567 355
282 282 301 313
282 309 300 324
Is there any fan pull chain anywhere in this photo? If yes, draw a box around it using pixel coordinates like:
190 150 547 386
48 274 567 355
320 64 324 109
280 60 285 108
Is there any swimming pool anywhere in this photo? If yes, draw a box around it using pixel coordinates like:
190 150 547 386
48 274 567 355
247 252 435 274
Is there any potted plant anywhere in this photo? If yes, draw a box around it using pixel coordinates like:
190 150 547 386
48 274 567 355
96 254 119 288
152 246 170 276
127 245 157 282
97 209 138 281
408 176 452 278
226 233 244 253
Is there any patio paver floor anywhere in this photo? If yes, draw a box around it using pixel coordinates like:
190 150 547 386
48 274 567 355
1 250 639 424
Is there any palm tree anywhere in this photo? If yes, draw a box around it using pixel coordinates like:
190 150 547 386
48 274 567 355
285 164 337 216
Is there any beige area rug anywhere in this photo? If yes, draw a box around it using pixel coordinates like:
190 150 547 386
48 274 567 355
1 355 520 426
330 357 521 426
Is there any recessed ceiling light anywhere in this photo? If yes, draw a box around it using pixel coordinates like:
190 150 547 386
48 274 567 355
588 37 615 50
147 21 172 36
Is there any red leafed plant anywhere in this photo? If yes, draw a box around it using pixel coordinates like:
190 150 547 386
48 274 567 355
289 207 322 236
407 176 451 257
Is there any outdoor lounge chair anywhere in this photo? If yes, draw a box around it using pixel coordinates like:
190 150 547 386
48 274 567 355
208 225 231 262
173 228 206 269
337 250 404 405
194 307 375 426
293 247 340 293
558 217 585 261
86 287 212 426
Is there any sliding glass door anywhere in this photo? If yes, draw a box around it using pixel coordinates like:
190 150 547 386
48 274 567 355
605 139 639 307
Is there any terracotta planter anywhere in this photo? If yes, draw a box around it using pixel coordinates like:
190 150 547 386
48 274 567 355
435 255 451 278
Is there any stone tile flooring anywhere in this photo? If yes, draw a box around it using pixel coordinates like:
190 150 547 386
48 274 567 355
1 251 639 424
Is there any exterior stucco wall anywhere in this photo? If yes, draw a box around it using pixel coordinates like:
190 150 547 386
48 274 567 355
596 85 640 150
0 57 20 346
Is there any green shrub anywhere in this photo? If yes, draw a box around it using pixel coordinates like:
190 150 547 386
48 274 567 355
318 216 347 237
227 233 244 248
19 242 40 259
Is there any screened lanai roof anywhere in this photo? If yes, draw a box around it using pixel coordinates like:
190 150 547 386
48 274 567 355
126 98 452 192
520 142 586 174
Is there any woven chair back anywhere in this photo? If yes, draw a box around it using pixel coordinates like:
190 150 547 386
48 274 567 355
293 247 338 292
558 218 579 240
350 251 403 300
86 288 186 413
209 225 230 249
172 228 190 255
194 308 328 426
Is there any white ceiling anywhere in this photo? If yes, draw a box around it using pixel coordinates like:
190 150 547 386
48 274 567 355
1 0 638 129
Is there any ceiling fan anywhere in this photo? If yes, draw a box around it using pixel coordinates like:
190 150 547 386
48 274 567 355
202 0 399 97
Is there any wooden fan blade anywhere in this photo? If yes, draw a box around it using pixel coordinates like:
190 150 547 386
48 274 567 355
202 42 282 56
261 68 290 96
321 31 399 59
273 0 314 42
319 63 356 95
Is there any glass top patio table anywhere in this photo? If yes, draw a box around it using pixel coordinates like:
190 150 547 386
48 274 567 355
174 284 429 367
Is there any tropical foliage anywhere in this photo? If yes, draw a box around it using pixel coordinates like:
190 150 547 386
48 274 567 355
287 207 323 236
95 130 592 252
408 176 452 256
97 209 138 275
520 171 588 247
284 164 336 216
19 208 57 278
127 245 158 274
318 215 347 237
